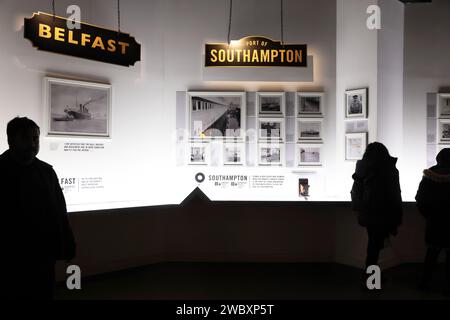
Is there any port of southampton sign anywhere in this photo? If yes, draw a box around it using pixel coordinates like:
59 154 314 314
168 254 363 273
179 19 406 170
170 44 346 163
24 12 141 67
205 36 307 68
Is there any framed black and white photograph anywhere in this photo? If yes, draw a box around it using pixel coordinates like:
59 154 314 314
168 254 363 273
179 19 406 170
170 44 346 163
438 119 450 143
345 88 367 118
223 143 245 165
296 92 324 117
345 119 369 134
188 143 210 165
44 77 111 137
297 119 323 141
187 92 246 140
258 118 284 140
345 133 367 160
437 93 450 118
257 92 285 116
258 143 284 166
296 144 322 166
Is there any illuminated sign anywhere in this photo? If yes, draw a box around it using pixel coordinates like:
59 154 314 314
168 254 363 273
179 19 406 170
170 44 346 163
205 36 307 68
24 12 141 67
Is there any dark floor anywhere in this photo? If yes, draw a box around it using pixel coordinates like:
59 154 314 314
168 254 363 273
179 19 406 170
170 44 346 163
55 263 450 300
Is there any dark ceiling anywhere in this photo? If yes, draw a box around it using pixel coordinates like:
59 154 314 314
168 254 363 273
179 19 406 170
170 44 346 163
397 0 432 3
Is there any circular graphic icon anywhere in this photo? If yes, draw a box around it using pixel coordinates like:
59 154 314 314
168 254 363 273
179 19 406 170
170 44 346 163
195 172 205 183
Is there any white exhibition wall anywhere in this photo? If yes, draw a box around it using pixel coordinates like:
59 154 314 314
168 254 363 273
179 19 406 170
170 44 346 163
336 0 378 203
0 0 448 211
335 0 407 267
0 0 337 211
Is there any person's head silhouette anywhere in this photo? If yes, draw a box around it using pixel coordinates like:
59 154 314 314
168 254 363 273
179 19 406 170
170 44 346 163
362 142 392 163
7 117 40 165
436 148 450 166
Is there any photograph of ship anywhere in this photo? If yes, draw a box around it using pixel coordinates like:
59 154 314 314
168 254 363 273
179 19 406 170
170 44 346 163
260 147 281 164
260 96 282 114
260 121 282 139
299 96 321 114
298 120 322 140
48 79 110 137
190 93 244 139
299 146 321 164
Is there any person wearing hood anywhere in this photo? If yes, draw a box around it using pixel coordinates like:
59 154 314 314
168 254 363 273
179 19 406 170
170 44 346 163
416 148 450 294
350 142 403 279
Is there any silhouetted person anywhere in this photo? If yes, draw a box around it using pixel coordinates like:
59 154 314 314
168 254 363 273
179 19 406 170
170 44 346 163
0 117 76 299
416 148 450 295
350 142 403 283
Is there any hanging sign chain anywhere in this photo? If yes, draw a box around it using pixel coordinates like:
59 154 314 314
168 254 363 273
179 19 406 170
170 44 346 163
117 0 121 35
227 0 233 44
52 0 56 22
280 0 284 44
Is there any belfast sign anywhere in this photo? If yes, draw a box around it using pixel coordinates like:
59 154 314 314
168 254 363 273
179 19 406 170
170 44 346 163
24 12 141 67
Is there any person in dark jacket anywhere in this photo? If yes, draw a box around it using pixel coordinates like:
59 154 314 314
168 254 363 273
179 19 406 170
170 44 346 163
415 148 450 294
0 117 76 299
351 142 403 275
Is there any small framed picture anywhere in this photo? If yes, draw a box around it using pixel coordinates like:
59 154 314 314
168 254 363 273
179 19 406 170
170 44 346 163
44 77 112 138
258 118 284 140
345 88 368 118
187 92 246 140
437 94 450 118
299 178 310 197
296 92 324 117
438 119 450 143
345 133 368 160
296 144 322 166
189 143 210 165
223 143 245 165
258 143 284 166
345 119 368 133
297 118 323 141
257 92 285 116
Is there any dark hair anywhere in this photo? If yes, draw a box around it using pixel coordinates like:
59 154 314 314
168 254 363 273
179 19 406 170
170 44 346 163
436 148 450 166
362 142 392 163
7 117 40 146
